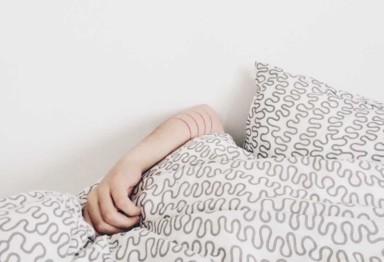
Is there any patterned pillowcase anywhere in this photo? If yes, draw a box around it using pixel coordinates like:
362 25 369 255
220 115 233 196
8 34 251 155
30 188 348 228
244 61 384 162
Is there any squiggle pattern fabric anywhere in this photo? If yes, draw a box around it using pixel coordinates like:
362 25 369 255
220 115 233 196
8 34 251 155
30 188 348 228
1 133 384 261
244 61 384 161
0 191 93 261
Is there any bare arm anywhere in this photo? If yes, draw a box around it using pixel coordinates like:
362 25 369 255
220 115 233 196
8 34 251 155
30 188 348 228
83 104 224 235
122 104 224 172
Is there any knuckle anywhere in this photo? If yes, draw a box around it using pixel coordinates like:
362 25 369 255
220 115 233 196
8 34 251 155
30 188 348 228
96 185 107 195
95 222 109 234
114 197 126 210
87 191 95 201
94 221 104 231
99 206 112 222
103 212 115 224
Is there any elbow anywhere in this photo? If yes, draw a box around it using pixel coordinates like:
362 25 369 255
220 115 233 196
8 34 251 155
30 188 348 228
194 103 211 111
194 104 225 134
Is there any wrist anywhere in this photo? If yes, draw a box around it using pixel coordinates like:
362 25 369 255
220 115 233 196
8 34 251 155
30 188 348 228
119 155 146 173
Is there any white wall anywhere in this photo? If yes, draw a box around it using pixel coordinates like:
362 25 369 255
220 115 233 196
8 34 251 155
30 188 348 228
1 0 384 198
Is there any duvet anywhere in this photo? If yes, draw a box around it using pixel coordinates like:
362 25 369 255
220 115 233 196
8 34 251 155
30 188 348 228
1 133 384 261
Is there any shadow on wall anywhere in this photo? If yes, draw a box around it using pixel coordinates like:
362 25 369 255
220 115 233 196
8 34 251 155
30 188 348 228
222 66 255 146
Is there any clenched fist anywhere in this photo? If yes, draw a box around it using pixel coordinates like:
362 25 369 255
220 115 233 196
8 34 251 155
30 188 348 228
83 159 142 235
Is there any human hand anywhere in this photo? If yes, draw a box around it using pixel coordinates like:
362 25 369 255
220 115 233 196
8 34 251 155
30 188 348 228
83 159 142 235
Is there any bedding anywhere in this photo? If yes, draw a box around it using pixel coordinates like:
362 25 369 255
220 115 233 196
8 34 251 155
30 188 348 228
1 133 384 261
244 61 384 161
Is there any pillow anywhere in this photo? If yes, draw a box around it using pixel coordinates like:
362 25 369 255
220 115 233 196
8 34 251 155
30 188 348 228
244 61 384 161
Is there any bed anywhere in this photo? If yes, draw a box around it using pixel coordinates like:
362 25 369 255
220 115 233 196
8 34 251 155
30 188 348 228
1 62 384 261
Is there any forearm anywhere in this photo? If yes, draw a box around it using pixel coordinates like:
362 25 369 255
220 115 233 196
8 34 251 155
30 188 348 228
84 104 224 235
120 104 224 172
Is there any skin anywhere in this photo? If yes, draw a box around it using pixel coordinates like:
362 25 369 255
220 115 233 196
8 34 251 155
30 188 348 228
83 104 225 235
